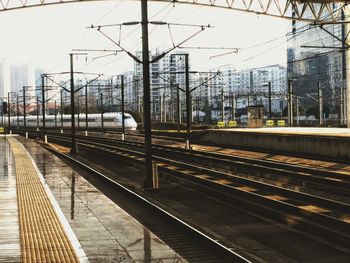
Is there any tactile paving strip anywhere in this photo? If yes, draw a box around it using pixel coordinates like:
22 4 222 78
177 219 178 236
8 138 79 263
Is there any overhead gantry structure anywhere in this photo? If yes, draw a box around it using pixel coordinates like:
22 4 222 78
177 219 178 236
2 0 350 187
0 0 348 22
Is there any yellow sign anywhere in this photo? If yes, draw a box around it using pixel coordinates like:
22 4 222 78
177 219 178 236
0 127 4 133
217 121 225 128
266 120 274 127
277 120 286 126
228 121 237 128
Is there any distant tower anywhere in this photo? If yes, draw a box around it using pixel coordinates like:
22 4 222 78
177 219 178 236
0 58 10 99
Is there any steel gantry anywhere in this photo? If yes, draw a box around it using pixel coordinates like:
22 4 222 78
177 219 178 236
2 0 350 187
0 0 348 22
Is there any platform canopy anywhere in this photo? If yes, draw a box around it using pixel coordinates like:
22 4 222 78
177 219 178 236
0 0 348 22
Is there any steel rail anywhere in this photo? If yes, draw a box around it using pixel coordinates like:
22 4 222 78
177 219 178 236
20 130 350 253
40 138 252 263
21 129 350 192
38 133 350 239
70 132 350 191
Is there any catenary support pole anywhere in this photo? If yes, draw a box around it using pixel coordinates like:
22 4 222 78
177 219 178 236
41 74 47 142
85 84 88 136
296 96 299 126
55 100 57 129
268 82 272 119
345 6 350 127
318 82 323 126
60 89 64 133
16 95 19 130
100 92 104 132
70 54 78 154
231 94 236 120
184 54 191 149
221 88 224 122
36 96 39 131
7 92 10 133
177 84 180 137
288 80 294 127
141 0 153 188
121 75 125 141
23 87 27 136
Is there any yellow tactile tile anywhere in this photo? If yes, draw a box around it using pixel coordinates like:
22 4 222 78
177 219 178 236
8 138 79 263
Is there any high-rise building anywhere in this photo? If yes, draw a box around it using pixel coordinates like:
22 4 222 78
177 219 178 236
134 49 189 120
0 58 10 100
287 9 343 121
11 63 35 94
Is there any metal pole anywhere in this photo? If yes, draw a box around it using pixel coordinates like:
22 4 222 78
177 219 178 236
41 74 47 142
176 84 180 136
344 6 350 127
184 54 191 149
141 0 153 188
159 95 162 122
7 92 10 132
23 87 26 135
221 88 224 122
100 92 104 132
77 100 80 130
121 75 125 140
342 9 348 126
340 86 344 125
85 84 88 136
196 98 199 123
60 89 63 133
288 80 293 127
268 82 272 119
55 100 57 129
296 96 299 126
163 92 166 122
318 82 323 126
1 99 3 127
36 96 39 131
205 97 209 124
231 94 236 120
16 95 19 130
70 54 78 154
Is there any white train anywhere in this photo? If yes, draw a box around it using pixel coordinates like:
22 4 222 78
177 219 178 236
4 112 138 131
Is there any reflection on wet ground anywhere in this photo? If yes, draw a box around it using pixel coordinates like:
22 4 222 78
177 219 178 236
0 139 21 263
20 138 186 263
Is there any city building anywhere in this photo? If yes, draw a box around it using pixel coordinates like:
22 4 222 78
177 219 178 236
0 58 10 100
287 10 343 123
134 49 189 120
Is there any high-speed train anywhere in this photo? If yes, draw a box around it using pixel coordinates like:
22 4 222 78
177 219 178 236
5 112 138 131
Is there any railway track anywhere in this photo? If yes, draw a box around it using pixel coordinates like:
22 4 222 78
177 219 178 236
39 139 251 263
62 131 350 199
23 130 350 253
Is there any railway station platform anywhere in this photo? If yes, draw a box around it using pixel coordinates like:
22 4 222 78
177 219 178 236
193 127 350 160
0 135 186 262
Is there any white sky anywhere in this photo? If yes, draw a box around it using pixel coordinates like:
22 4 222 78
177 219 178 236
0 1 290 77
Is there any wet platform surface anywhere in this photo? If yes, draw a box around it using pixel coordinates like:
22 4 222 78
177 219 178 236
17 137 186 263
0 139 21 263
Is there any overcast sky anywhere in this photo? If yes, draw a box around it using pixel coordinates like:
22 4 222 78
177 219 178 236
0 1 290 77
